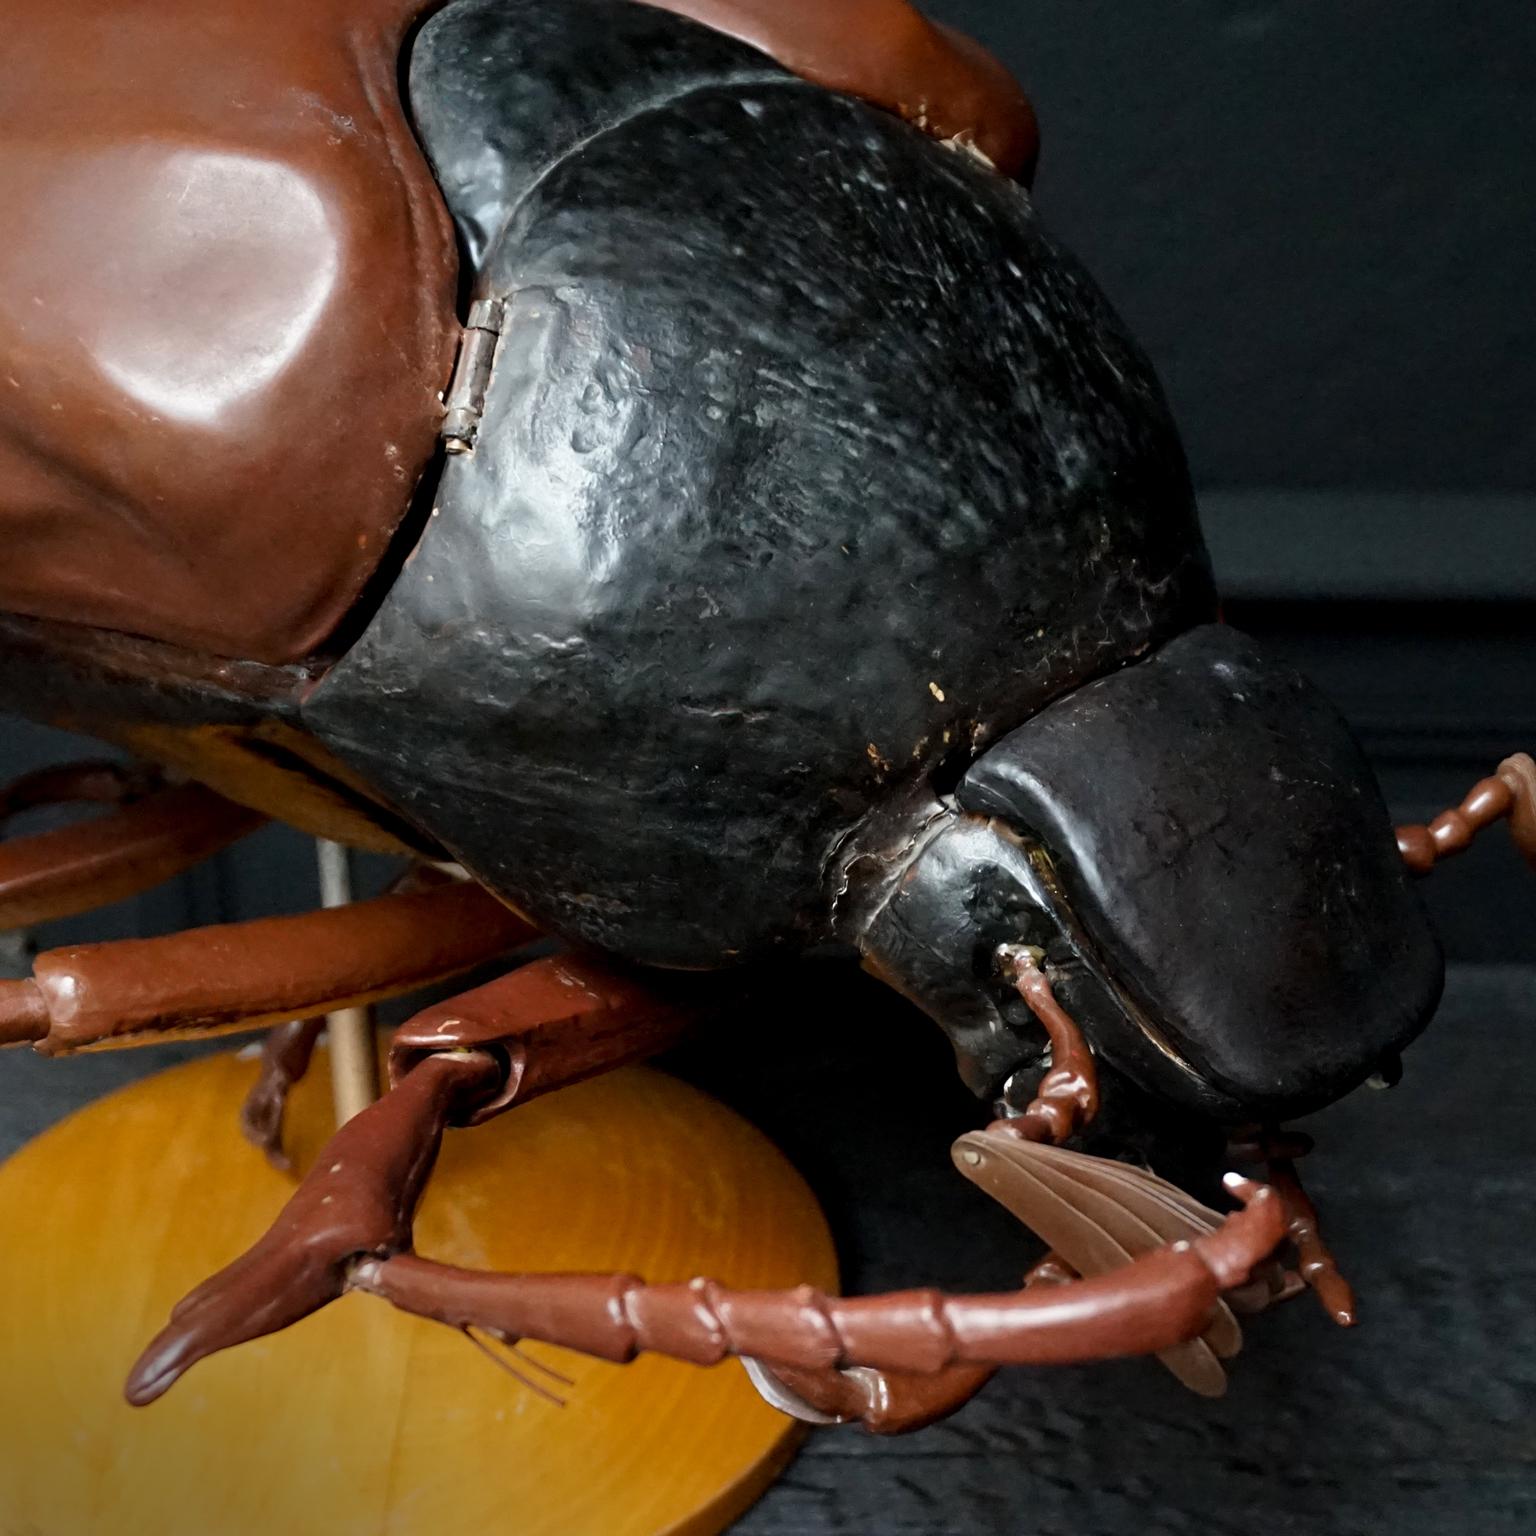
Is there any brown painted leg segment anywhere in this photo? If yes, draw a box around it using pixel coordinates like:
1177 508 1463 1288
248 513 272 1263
1265 1155 1356 1327
236 866 469 1163
4 879 535 1055
126 952 697 1405
1397 752 1536 874
1229 1127 1355 1326
0 759 160 823
0 783 265 932
746 1253 1082 1432
126 1048 504 1406
241 1019 326 1171
993 945 1099 1144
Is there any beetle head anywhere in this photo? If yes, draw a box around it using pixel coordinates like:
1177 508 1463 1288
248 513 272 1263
843 624 1444 1128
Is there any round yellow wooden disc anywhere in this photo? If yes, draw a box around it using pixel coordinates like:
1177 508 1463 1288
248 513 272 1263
0 1049 839 1535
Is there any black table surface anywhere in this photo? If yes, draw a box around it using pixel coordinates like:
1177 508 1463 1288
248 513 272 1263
3 962 1533 1536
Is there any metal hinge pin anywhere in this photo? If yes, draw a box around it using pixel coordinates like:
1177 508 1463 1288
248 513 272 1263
441 297 506 454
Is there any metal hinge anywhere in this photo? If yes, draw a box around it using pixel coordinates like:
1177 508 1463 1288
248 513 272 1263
440 298 506 454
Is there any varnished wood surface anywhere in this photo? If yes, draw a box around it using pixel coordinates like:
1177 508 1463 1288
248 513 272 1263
0 1052 837 1536
2 963 1534 1533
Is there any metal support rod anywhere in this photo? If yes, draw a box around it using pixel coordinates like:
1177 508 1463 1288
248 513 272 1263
316 840 380 1126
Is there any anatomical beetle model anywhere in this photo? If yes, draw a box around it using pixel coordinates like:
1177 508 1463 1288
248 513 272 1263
1 0 1533 1434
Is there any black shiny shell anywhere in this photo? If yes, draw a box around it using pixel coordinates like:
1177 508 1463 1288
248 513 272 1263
305 0 1216 966
959 625 1444 1119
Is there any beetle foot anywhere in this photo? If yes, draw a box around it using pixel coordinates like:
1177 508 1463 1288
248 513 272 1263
1229 1127 1356 1327
1397 752 1536 874
240 1018 326 1172
953 1132 1283 1395
1266 1156 1356 1327
993 946 1099 1144
743 1359 997 1435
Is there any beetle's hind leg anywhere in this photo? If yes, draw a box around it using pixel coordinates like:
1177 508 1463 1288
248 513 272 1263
0 769 265 934
0 876 536 1054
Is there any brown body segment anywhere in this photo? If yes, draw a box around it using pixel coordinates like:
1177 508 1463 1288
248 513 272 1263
642 0 1037 178
0 0 461 664
0 0 1031 668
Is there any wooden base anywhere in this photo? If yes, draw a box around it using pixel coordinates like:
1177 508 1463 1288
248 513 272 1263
0 1047 838 1535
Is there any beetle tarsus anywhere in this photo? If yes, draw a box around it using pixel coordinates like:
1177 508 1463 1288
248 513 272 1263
1265 1156 1357 1327
1230 1127 1356 1327
240 1019 327 1172
1397 751 1536 875
347 1178 1283 1399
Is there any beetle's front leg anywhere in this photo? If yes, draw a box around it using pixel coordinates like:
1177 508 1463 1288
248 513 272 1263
126 952 695 1404
993 945 1099 1144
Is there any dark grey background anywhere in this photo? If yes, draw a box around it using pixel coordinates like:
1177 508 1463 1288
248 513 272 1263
1 2 1532 1530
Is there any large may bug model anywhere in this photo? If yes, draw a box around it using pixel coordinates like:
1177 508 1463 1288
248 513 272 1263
0 0 1531 1432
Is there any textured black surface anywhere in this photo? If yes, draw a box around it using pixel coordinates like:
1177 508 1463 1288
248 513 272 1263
310 0 1213 968
960 625 1444 1120
405 0 790 271
3 962 1533 1533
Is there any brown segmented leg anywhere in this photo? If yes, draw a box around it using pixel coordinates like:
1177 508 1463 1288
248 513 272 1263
236 863 461 1166
1 878 536 1055
0 782 265 932
953 1131 1235 1396
1264 1155 1356 1328
0 759 161 823
241 1019 326 1172
347 1181 1279 1385
126 951 696 1404
125 951 1284 1422
1397 752 1536 874
1228 1127 1354 1326
993 946 1100 1144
